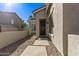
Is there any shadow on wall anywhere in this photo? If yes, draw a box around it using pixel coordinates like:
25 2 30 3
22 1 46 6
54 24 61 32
63 3 79 56
63 33 68 56
0 25 1 32
62 28 79 56
63 25 79 56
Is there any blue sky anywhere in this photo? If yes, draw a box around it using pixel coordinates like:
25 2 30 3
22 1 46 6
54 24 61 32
0 3 44 22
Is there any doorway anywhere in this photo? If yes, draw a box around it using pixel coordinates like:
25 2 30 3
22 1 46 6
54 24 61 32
0 25 1 32
39 19 46 37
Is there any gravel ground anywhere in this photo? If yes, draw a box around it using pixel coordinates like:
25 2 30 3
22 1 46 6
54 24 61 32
0 35 36 56
46 40 61 56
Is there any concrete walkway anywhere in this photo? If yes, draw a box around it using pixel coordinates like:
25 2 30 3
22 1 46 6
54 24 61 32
20 38 50 56
33 40 49 46
21 46 47 56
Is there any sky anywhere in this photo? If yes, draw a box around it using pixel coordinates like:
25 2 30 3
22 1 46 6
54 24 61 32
0 3 44 22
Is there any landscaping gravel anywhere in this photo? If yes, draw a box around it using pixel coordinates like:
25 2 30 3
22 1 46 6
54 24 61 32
46 40 61 56
0 35 36 56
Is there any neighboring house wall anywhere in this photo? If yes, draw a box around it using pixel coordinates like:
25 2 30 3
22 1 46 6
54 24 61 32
0 12 22 31
33 8 46 37
12 13 22 28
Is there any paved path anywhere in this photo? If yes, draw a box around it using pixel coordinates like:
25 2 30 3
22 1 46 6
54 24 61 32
20 37 61 56
33 40 49 46
21 38 49 56
21 46 47 56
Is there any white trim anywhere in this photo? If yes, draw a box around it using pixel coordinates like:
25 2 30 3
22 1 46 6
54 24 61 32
33 7 46 14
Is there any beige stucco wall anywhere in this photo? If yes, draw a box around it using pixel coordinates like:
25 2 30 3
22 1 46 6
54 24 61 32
48 3 64 55
34 8 46 37
68 34 79 56
0 31 27 49
47 3 79 56
63 3 79 56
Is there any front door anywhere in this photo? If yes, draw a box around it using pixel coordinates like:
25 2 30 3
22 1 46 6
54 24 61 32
39 19 46 36
0 25 1 32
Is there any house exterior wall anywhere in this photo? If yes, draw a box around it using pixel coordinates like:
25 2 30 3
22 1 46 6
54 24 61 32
63 3 79 55
34 8 46 37
47 3 79 56
12 14 22 28
47 3 64 55
0 12 22 30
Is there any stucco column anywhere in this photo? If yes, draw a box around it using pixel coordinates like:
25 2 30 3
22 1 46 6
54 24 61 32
36 19 39 37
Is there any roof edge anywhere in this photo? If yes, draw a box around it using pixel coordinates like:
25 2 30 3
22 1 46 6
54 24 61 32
0 11 16 14
32 6 46 14
0 11 22 22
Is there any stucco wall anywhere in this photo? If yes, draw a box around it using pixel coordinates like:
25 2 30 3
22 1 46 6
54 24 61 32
68 34 79 56
0 31 27 49
49 3 63 55
63 3 79 55
63 3 79 34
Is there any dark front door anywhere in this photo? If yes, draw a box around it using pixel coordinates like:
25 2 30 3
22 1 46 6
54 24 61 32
0 25 1 32
39 19 46 36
